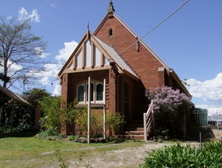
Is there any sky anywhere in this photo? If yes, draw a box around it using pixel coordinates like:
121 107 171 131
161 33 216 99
0 0 222 107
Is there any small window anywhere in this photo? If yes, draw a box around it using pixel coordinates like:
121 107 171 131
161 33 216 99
109 28 113 36
78 85 85 102
96 84 103 101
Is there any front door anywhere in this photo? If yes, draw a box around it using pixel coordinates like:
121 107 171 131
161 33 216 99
124 82 130 117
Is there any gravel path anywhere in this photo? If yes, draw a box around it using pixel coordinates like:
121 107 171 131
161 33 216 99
67 141 199 168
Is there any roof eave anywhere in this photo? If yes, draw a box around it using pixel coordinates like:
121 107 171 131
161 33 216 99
57 32 88 78
170 70 192 97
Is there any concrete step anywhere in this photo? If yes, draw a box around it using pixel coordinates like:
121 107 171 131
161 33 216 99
120 134 144 140
124 130 144 135
124 127 144 131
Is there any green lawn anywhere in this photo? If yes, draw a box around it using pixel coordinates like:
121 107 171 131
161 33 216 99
0 137 144 168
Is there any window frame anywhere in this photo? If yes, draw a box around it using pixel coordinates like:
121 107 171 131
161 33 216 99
77 80 104 104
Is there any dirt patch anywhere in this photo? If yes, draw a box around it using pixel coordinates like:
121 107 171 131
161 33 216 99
67 141 199 168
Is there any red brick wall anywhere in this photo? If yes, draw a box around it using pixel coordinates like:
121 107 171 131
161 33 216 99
61 73 68 102
68 70 109 103
94 15 164 90
117 74 148 120
61 73 68 134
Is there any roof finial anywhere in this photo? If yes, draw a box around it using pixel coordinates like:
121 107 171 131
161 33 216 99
87 21 89 31
108 0 115 13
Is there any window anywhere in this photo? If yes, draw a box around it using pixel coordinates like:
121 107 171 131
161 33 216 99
77 81 104 104
109 28 113 36
96 84 103 101
78 85 85 102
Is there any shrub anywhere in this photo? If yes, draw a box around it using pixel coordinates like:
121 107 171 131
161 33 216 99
76 110 124 138
146 86 192 137
39 96 62 134
140 141 222 168
1 103 35 132
60 100 79 135
106 111 124 136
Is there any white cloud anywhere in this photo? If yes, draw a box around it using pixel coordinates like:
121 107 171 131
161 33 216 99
31 63 59 78
35 47 50 58
1 60 23 76
18 7 40 23
38 76 49 85
29 40 78 94
50 3 56 8
55 41 78 64
187 73 222 104
52 83 61 96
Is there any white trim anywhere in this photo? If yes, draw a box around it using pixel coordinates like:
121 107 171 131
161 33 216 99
77 80 104 104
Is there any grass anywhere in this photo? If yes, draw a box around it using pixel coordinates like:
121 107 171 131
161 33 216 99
0 137 144 168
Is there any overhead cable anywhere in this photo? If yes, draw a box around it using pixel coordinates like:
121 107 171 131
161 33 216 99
119 0 190 55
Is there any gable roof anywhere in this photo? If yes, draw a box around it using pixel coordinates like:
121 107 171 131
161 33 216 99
58 3 191 97
0 85 32 106
94 12 171 72
58 31 139 80
92 35 139 79
93 10 191 97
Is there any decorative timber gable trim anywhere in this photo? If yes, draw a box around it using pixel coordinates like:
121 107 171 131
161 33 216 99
58 30 139 81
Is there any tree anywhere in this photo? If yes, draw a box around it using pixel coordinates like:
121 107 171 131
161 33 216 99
23 88 50 107
39 96 62 135
146 86 192 137
0 16 46 89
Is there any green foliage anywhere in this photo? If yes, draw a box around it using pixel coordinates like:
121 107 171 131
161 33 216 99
0 103 34 132
23 88 50 107
39 96 62 134
75 106 88 137
140 141 222 168
90 111 103 138
0 88 48 133
106 112 124 136
55 149 69 168
75 110 124 138
75 108 102 138
68 135 79 141
38 95 124 138
60 100 79 135
146 86 193 137
38 130 63 139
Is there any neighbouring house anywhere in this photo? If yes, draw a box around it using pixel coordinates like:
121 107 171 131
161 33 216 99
58 1 191 139
0 85 41 131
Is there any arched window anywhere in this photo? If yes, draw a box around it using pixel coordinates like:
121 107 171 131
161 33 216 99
96 83 103 101
77 84 85 102
109 28 113 36
77 81 104 104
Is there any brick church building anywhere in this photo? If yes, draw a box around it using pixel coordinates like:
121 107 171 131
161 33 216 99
58 1 191 137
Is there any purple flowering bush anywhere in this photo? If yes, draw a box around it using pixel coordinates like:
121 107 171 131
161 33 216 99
146 86 192 138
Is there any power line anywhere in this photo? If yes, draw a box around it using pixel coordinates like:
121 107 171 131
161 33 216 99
119 0 190 55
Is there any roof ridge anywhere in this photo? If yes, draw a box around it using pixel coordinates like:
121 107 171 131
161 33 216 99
93 12 170 72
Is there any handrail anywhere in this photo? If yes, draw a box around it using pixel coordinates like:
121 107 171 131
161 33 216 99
143 100 154 141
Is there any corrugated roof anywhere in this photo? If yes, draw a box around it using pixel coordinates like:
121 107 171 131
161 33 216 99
0 85 32 106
